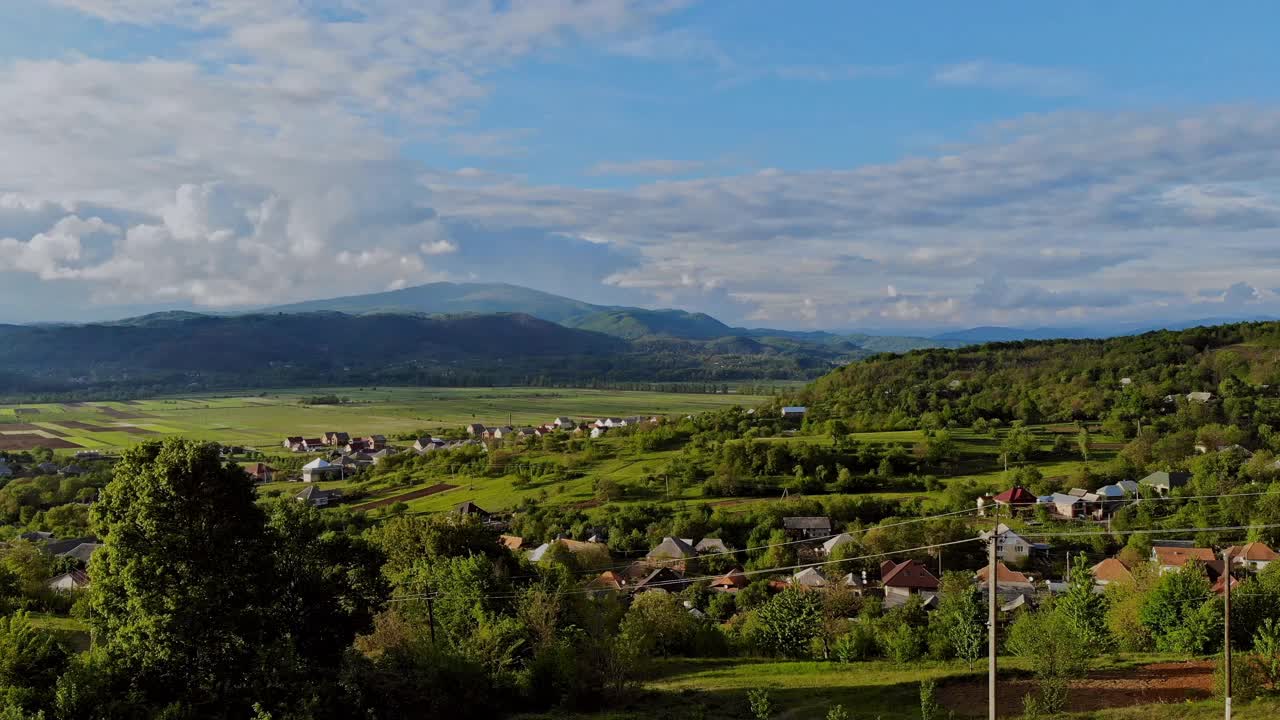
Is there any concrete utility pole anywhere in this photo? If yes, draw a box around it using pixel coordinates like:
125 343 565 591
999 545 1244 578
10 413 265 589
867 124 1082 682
988 509 999 720
1224 549 1233 720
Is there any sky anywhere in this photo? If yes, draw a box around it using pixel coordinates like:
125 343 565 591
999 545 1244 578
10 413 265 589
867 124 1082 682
3 2 1280 331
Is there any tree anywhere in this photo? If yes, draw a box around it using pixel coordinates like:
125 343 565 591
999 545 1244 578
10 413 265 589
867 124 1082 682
1140 562 1220 654
1056 554 1111 651
85 439 275 715
1007 609 1091 714
755 588 821 658
0 611 69 715
933 572 984 668
619 592 699 658
1077 429 1092 462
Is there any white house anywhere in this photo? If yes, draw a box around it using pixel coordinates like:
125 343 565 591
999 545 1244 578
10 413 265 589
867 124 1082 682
301 457 338 483
1050 493 1082 518
792 567 829 589
1186 391 1214 403
780 406 808 419
1226 542 1279 572
977 524 1037 565
48 570 90 592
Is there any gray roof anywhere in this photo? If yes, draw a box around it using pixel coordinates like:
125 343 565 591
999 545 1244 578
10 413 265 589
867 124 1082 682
783 516 832 531
58 542 102 565
647 537 696 560
1139 471 1191 489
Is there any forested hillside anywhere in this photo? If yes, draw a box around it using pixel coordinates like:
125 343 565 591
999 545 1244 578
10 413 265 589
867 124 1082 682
798 321 1280 433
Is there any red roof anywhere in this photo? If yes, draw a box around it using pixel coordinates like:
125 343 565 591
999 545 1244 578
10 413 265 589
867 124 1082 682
880 559 939 590
710 567 749 590
1090 558 1133 584
1227 542 1279 562
994 486 1037 505
1153 546 1216 568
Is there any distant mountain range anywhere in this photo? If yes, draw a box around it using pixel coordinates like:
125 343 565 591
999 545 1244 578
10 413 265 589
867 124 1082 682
262 281 957 352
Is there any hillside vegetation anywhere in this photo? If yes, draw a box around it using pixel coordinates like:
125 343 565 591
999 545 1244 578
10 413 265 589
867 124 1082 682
798 321 1280 432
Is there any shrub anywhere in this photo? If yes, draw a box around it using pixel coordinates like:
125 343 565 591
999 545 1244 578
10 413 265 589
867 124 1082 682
1215 652 1266 702
833 623 878 663
880 622 924 663
747 688 772 720
920 679 941 720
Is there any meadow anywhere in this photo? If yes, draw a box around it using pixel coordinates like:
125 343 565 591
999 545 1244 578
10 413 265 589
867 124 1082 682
0 387 768 454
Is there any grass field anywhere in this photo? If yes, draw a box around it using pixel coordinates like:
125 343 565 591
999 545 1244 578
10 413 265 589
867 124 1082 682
0 387 768 454
517 656 1280 720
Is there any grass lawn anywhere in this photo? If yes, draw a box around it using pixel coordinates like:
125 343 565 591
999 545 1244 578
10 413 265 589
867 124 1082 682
515 656 1280 720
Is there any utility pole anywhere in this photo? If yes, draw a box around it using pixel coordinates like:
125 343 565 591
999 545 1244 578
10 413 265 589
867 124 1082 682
988 508 999 720
427 595 437 645
1223 549 1233 720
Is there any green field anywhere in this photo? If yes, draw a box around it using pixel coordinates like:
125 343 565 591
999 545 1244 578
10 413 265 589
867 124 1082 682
0 387 768 454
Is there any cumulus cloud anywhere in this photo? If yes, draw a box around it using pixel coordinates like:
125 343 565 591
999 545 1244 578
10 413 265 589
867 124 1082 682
1 0 686 310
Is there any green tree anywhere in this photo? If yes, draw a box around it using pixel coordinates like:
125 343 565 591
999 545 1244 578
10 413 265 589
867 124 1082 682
0 611 69 715
1007 609 1090 714
1057 554 1110 651
1140 562 1220 654
86 439 275 714
619 592 699 658
755 588 821 658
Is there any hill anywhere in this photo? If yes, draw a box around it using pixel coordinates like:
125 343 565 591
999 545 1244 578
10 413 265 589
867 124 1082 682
563 308 734 340
265 281 606 322
796 320 1280 430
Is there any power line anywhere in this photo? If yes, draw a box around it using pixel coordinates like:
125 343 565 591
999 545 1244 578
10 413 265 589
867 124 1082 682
388 536 981 602
1021 522 1280 539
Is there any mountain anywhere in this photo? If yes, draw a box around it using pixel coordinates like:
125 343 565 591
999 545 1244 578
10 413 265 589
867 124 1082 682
0 310 855 397
930 316 1280 345
266 282 607 323
563 308 733 340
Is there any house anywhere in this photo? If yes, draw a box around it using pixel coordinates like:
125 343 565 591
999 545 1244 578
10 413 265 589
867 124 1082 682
632 566 688 594
464 424 486 436
35 462 59 475
294 485 342 508
57 542 102 566
975 562 1036 600
841 571 869 594
588 571 628 594
694 538 731 555
1186 391 1214 403
590 427 608 439
1120 377 1133 386
48 570 90 592
454 501 491 519
1094 483 1135 507
499 535 524 551
782 516 833 540
73 450 103 460
552 417 575 429
515 427 538 439
977 524 1042 565
821 533 855 556
300 438 325 451
1194 443 1253 457
1212 574 1243 596
1152 545 1218 574
647 537 696 562
369 448 397 464
341 440 368 454
780 406 808 420
414 437 445 453
18 531 54 542
1050 493 1083 518
59 464 86 476
983 486 1038 516
301 457 339 482
283 436 303 451
792 567 829 589
1139 471 1191 496
1001 594 1035 613
363 435 388 449
42 536 100 557
0 461 11 478
879 559 939 606
1090 558 1134 588
490 426 515 440
1226 542 1279 572
244 462 275 483
527 538 612 569
710 567 750 593
324 432 350 446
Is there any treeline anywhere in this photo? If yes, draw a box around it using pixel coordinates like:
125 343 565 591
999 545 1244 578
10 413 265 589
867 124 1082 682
798 321 1280 434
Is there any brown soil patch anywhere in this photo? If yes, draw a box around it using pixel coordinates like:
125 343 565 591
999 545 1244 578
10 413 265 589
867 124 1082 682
0 434 81 450
97 407 152 419
939 661 1213 717
568 498 603 510
51 421 117 432
352 483 458 511
0 423 43 431
14 408 41 415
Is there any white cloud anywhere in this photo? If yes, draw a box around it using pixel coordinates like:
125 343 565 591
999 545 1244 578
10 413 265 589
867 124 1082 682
1 1 686 309
588 159 706 176
934 60 1090 97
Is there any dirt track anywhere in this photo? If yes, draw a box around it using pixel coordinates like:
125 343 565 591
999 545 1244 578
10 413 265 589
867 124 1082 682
939 661 1214 717
351 483 458 510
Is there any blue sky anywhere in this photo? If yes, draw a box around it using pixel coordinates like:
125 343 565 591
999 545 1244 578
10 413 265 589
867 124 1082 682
3 1 1280 330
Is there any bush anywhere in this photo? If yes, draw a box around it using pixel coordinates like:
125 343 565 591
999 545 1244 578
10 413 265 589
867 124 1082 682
920 679 941 720
880 622 924 663
833 623 878 663
1215 652 1266 702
